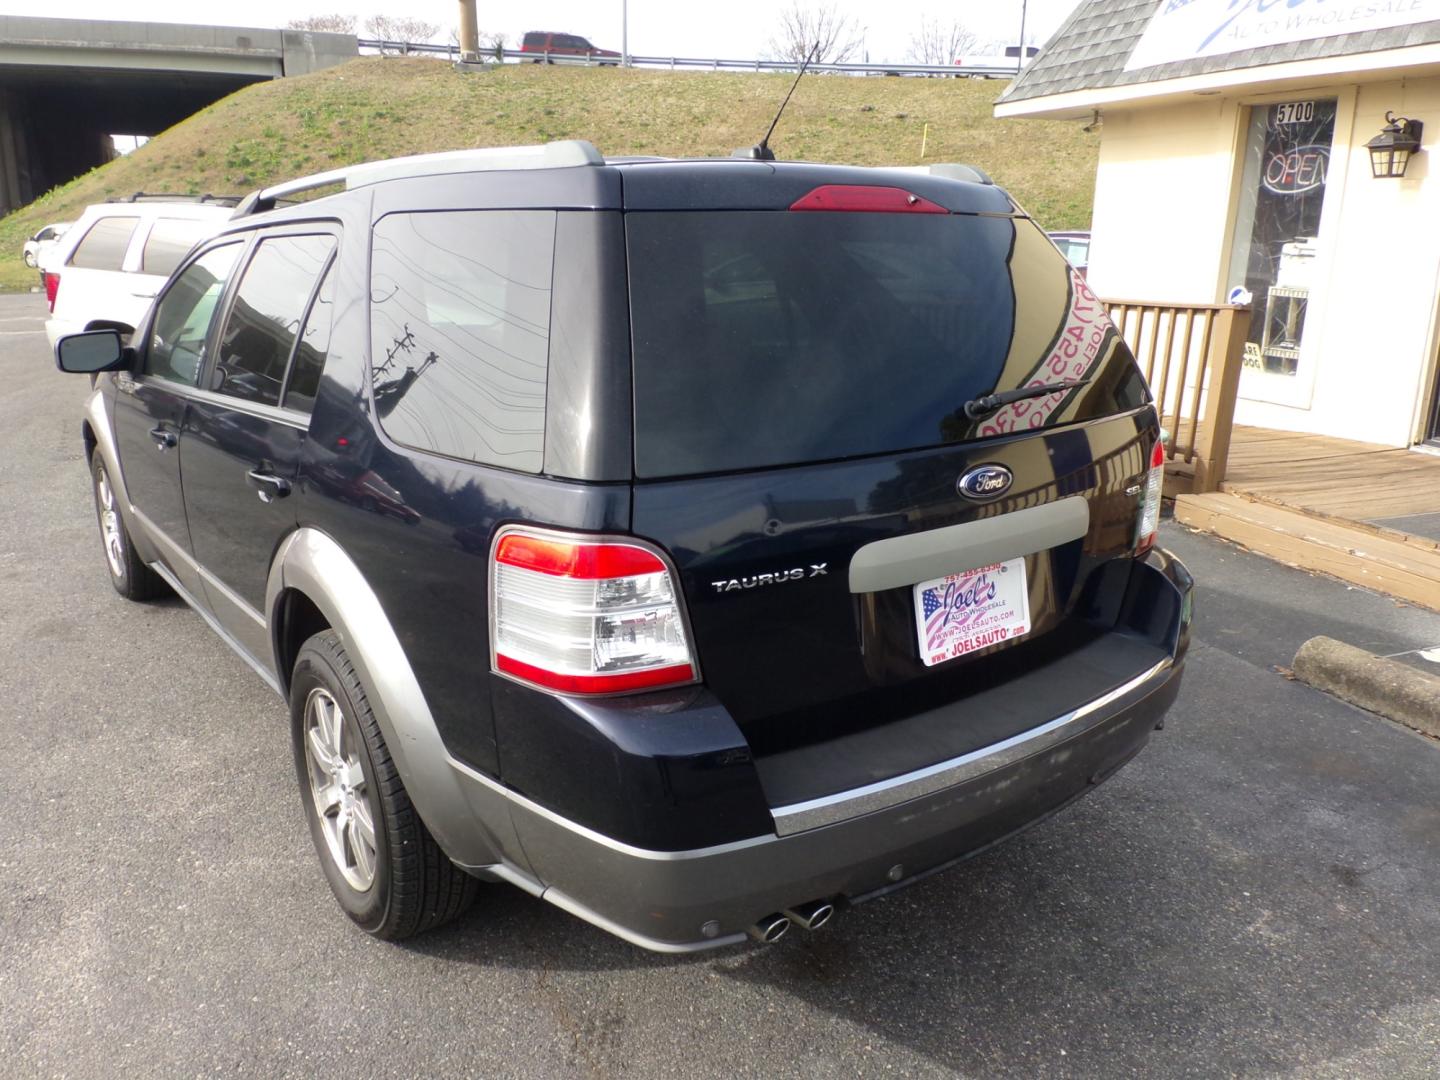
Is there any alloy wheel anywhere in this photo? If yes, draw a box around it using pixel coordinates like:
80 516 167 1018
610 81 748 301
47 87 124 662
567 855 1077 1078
95 465 125 580
302 687 378 892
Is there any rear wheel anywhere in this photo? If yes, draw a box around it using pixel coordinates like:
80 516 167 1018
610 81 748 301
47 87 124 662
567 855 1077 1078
291 631 478 939
91 456 167 600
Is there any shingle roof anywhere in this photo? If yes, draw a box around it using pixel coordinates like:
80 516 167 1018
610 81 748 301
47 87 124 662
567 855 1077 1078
998 0 1440 106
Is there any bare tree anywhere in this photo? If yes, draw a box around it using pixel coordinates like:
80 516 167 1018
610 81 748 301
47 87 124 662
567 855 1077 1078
768 2 861 65
907 16 979 65
364 15 441 45
286 14 358 34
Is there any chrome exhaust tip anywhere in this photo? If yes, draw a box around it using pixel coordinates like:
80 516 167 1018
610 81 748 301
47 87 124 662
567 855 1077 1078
749 913 791 943
784 899 835 931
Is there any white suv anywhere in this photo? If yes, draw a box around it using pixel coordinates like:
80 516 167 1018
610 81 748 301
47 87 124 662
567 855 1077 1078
44 199 237 347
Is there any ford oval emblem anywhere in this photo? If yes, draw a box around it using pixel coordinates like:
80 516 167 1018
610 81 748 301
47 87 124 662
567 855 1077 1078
958 464 1013 501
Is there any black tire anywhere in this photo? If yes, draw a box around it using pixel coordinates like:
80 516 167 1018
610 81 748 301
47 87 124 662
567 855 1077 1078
91 455 167 601
291 631 478 940
23 251 37 268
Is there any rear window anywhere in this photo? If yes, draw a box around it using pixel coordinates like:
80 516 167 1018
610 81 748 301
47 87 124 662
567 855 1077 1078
68 216 139 271
142 218 214 278
627 212 1146 478
369 210 555 472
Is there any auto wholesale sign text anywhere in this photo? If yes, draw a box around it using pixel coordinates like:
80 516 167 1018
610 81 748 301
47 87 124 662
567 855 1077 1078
1124 0 1440 71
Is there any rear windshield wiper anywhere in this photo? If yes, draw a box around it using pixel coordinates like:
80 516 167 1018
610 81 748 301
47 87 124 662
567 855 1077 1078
962 379 1092 420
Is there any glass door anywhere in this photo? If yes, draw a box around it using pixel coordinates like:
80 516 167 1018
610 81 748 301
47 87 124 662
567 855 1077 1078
1225 99 1337 404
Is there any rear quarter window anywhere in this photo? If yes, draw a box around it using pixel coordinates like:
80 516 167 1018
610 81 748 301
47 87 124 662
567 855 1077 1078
68 216 139 271
142 218 216 278
369 210 555 472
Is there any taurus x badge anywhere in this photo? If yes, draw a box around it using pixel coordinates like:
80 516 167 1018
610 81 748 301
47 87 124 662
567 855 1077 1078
710 564 828 594
957 464 1013 501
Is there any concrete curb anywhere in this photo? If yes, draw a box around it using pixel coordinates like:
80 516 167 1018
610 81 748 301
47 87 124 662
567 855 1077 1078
1292 636 1440 740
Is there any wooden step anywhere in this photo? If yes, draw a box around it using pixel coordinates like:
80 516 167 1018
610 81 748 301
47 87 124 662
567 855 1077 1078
1174 492 1440 613
1219 487 1440 554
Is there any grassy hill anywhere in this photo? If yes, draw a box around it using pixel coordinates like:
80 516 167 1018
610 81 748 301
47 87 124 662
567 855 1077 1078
0 57 1097 291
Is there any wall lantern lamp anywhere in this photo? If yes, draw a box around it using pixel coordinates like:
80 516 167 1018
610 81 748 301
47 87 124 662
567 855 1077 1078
1366 112 1423 178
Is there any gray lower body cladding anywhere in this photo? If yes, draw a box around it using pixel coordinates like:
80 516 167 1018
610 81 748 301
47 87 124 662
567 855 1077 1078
451 660 1182 951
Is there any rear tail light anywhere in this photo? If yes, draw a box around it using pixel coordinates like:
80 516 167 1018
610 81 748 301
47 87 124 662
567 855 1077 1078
490 526 698 695
44 272 60 312
789 185 949 214
1134 437 1166 556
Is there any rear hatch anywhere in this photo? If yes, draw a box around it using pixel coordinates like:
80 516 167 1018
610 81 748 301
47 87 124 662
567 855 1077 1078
623 173 1158 779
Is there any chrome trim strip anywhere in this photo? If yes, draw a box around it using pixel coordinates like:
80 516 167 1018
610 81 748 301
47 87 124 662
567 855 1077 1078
541 887 747 953
150 563 283 696
447 755 773 862
126 374 310 429
467 859 546 898
847 495 1091 593
195 562 266 629
770 657 1173 835
128 504 208 601
130 506 194 566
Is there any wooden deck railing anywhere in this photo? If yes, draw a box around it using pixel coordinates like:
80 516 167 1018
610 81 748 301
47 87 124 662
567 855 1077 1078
1102 300 1252 494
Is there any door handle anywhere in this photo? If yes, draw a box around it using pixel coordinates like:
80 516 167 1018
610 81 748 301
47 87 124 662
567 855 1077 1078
149 426 177 450
246 469 292 504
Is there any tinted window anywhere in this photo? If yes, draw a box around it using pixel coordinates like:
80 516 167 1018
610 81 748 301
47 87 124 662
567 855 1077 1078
370 211 555 472
142 218 214 278
627 212 1146 477
212 234 336 406
283 260 336 414
69 216 138 271
35 227 55 241
146 244 243 385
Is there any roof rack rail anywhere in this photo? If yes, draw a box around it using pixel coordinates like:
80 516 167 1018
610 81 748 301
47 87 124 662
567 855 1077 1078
107 192 245 206
885 163 994 185
232 140 605 218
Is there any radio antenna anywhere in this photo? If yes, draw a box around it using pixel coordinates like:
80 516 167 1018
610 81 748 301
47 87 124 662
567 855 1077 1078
734 43 818 160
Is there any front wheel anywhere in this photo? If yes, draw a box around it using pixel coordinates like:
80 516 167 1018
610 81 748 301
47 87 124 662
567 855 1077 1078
23 251 37 268
92 456 167 600
291 631 478 939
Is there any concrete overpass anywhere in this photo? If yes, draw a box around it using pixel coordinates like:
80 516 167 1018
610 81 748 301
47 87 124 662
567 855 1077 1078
0 16 357 217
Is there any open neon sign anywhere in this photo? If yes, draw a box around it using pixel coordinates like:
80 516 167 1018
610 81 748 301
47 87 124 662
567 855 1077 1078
1263 144 1329 194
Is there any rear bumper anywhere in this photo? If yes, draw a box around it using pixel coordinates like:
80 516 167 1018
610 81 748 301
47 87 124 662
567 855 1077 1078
445 548 1193 950
458 653 1181 951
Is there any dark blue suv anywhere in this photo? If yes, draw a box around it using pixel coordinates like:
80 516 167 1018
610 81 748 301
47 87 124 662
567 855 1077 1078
55 141 1192 951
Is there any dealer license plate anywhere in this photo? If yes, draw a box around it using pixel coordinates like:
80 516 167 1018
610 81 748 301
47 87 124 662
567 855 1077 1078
913 558 1031 668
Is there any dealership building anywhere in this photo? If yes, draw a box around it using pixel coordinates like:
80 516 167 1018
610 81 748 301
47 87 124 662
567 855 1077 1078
997 0 1440 450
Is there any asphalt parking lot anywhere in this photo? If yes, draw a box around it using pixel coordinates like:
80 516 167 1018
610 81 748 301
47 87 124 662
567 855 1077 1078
4 290 1440 1078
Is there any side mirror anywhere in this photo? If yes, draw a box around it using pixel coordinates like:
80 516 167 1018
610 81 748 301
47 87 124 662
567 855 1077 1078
55 330 129 374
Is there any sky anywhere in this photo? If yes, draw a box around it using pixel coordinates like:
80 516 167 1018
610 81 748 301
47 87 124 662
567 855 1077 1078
25 2 1082 64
